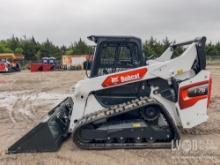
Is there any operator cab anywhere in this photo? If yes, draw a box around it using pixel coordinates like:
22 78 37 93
88 36 145 78
88 36 148 107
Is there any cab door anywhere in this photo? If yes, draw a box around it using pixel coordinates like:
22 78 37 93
92 41 148 106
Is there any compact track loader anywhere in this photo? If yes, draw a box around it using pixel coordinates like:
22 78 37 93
8 36 212 153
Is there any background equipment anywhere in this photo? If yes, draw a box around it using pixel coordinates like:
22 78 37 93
0 53 24 73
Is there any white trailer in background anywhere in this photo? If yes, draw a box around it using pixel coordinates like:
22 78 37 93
61 54 92 70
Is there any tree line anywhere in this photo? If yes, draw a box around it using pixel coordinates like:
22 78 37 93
0 36 93 61
0 36 219 61
143 37 220 59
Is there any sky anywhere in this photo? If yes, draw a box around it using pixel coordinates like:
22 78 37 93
0 0 219 46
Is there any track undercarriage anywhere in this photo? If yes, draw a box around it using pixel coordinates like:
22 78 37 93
73 97 180 149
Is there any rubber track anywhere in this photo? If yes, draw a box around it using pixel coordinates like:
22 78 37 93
72 96 180 149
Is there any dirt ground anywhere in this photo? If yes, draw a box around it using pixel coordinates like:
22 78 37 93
0 66 220 165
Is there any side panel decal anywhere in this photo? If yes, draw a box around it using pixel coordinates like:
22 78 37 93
179 79 212 109
102 68 147 88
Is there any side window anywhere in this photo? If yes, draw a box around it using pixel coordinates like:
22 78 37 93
100 46 116 66
118 46 131 59
118 44 139 67
96 42 140 76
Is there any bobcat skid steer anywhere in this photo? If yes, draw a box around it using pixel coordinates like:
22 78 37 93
8 36 212 153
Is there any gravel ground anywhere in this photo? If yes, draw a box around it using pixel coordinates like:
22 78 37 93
0 67 219 165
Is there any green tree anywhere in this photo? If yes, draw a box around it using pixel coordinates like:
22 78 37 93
15 47 24 54
72 38 91 55
143 37 165 58
7 35 20 52
0 40 13 53
162 37 171 50
65 48 74 55
60 45 67 55
20 37 39 60
38 39 62 60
